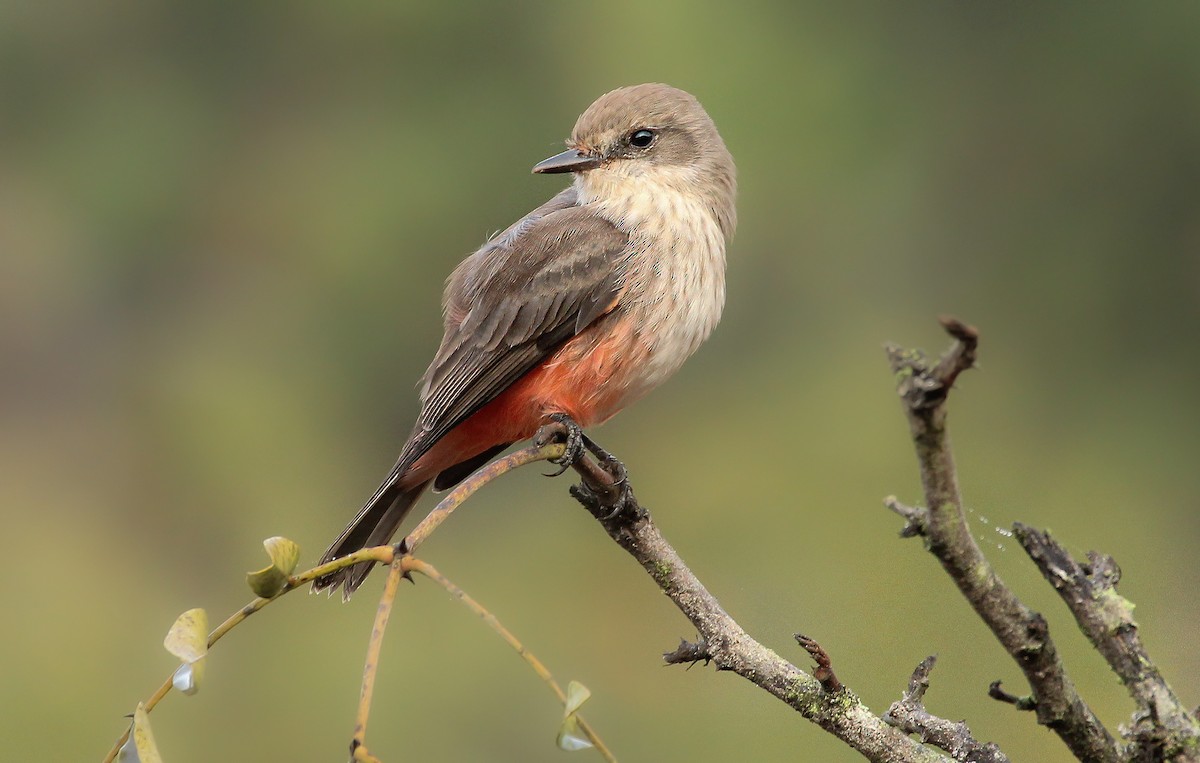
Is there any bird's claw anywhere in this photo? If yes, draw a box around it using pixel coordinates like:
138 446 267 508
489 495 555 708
580 449 638 520
596 451 627 486
600 483 635 520
535 419 640 519
534 413 586 477
570 465 640 522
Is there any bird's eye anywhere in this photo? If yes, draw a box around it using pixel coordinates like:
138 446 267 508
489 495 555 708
629 129 655 149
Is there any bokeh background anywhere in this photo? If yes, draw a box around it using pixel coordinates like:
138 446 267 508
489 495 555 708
3 3 1198 761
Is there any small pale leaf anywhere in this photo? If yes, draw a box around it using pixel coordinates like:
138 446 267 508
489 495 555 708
555 680 594 751
117 702 163 763
263 536 300 576
563 680 591 716
163 608 208 663
246 565 289 598
556 715 593 752
172 656 206 695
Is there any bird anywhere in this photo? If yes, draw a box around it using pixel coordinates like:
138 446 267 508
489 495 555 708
314 83 737 598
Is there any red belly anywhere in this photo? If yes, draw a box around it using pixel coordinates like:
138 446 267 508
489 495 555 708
403 317 640 486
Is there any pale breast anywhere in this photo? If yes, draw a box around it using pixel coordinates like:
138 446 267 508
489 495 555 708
576 170 728 399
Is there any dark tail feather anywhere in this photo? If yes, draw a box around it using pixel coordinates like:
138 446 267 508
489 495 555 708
312 478 430 600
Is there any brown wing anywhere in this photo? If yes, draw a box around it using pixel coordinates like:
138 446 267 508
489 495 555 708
313 190 628 595
401 190 630 473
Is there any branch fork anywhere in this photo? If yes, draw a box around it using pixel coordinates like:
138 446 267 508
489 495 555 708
883 656 1008 763
886 318 1197 763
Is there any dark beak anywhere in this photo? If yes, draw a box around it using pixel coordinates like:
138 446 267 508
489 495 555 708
532 148 602 174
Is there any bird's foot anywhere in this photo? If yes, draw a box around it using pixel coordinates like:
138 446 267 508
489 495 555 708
597 459 638 521
577 439 640 521
533 413 586 477
570 473 641 522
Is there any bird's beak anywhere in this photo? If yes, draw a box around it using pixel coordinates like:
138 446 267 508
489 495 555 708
532 148 602 174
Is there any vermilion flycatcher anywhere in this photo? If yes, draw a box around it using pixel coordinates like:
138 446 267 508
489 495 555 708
314 83 737 597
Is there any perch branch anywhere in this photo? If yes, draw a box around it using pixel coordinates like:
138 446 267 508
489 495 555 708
885 318 1119 763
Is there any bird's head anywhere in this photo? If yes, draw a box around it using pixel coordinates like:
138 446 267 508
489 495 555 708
533 83 736 238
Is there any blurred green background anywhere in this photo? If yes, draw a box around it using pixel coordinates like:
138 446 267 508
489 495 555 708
2 2 1197 761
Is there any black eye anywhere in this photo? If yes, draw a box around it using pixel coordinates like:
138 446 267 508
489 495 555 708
629 129 655 149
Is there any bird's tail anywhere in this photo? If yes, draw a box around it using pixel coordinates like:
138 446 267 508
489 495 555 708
312 478 429 600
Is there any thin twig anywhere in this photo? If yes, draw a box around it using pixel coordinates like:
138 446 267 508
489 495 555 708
988 681 1037 712
102 544 397 763
351 555 407 762
885 496 926 538
105 444 566 763
885 319 1119 763
407 557 617 762
403 442 565 555
882 656 1009 763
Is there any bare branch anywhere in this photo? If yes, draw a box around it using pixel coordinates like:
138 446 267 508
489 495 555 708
883 656 1009 763
1013 525 1200 760
566 456 952 763
885 319 1120 763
